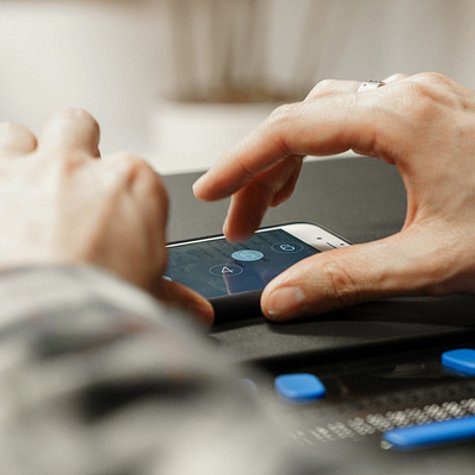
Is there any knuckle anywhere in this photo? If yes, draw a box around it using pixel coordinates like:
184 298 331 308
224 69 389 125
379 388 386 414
305 79 343 99
392 82 440 120
319 256 360 308
403 81 433 100
0 122 33 141
113 152 151 176
54 107 95 122
151 178 169 212
113 151 144 165
316 78 335 89
111 153 164 189
150 172 168 202
311 79 336 94
268 102 300 124
47 108 99 132
265 103 301 155
134 159 156 178
384 72 407 81
413 71 451 85
133 160 167 199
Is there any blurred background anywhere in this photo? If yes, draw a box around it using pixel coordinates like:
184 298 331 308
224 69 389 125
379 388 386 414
1 0 475 173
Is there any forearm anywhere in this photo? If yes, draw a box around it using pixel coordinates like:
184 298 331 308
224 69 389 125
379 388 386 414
0 266 309 475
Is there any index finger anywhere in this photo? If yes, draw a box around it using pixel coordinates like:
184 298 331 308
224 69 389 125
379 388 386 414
192 94 388 201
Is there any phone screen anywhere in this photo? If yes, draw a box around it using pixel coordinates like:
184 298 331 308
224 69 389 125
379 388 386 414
165 229 319 299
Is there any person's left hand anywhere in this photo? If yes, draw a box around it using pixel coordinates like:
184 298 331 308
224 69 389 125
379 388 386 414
0 109 213 324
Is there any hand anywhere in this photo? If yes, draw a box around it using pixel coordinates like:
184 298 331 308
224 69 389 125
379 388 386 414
0 109 213 324
193 72 475 321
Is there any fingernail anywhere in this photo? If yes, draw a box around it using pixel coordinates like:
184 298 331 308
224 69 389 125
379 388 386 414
265 286 307 321
192 176 205 194
222 218 229 238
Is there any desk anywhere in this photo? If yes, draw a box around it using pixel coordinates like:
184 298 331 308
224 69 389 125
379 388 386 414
164 157 475 474
164 156 475 363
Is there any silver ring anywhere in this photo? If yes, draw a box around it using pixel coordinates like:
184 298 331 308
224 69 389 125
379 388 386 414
357 80 386 92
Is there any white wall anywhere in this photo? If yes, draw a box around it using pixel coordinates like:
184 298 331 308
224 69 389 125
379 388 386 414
267 0 475 92
0 0 164 155
1 0 475 170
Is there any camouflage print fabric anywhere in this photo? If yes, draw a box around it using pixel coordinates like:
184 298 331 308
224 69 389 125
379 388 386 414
0 266 316 475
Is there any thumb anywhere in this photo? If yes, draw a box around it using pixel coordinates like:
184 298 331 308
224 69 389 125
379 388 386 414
261 231 440 321
155 278 214 326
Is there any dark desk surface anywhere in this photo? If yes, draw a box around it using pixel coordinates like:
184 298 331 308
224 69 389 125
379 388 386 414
163 157 475 367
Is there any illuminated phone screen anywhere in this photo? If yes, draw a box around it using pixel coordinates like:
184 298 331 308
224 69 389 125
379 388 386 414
165 229 318 299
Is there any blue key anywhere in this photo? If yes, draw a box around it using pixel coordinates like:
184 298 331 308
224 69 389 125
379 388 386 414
274 373 326 403
441 348 475 376
383 415 475 450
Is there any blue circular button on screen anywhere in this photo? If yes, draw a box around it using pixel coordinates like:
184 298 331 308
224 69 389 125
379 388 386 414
231 249 264 262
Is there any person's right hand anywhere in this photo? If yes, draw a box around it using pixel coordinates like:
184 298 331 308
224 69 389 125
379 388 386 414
193 72 475 321
0 109 213 324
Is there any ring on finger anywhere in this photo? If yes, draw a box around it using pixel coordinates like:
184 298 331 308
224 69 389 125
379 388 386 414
357 80 386 92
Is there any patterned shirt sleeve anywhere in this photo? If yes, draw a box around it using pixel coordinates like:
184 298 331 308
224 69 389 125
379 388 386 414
0 266 317 475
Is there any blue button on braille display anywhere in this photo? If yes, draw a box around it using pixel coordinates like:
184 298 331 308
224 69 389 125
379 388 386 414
441 348 475 376
274 373 326 403
383 415 475 450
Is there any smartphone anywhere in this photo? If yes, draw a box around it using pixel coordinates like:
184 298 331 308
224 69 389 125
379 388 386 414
165 222 351 322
